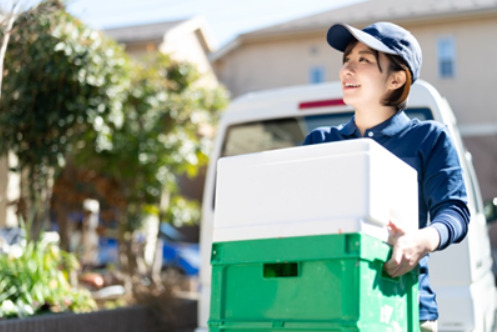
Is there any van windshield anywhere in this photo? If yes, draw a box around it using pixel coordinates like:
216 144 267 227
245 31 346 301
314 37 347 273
221 108 433 157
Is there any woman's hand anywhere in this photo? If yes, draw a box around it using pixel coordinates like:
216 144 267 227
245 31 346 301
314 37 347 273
384 220 440 278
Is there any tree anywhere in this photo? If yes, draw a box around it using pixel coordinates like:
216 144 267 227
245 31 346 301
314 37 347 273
0 0 131 238
1 0 229 297
71 53 227 290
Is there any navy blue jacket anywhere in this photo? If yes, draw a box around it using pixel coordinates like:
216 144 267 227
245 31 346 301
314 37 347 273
303 111 470 321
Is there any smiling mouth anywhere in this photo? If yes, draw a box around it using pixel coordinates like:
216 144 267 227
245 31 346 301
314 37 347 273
344 83 360 88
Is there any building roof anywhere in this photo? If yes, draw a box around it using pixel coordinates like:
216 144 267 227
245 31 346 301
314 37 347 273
103 19 187 44
211 0 497 60
103 16 217 52
250 0 497 37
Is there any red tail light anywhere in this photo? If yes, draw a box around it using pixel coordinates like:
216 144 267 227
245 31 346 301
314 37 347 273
298 99 345 110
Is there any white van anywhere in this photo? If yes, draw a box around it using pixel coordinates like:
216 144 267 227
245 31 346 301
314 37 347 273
197 80 496 332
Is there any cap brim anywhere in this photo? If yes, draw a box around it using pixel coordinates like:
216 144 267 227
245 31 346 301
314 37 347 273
327 23 396 55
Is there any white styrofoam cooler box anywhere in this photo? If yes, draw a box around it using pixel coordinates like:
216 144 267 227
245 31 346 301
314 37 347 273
213 138 418 242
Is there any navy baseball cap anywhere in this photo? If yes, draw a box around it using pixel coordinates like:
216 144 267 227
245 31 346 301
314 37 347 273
326 22 422 82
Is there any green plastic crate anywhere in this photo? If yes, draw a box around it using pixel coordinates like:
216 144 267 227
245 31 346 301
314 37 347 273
209 233 419 331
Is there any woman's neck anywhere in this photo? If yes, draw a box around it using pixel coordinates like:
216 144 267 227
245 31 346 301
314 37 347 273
354 106 396 137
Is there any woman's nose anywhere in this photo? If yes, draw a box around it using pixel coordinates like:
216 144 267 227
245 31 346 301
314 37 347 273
340 62 354 75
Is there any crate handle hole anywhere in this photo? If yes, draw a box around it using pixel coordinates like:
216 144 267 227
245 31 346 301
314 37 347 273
263 262 299 278
381 266 400 281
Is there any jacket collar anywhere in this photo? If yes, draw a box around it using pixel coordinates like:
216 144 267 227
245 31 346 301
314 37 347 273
339 111 411 138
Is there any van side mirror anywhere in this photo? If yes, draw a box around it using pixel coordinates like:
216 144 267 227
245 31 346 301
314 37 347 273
484 197 497 224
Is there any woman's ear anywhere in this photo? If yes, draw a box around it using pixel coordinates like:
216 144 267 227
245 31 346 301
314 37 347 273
388 70 407 90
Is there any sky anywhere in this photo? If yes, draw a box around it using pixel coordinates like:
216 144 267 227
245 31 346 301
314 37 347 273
61 0 366 48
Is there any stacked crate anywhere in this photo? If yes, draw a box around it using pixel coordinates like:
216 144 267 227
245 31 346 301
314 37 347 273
209 139 420 331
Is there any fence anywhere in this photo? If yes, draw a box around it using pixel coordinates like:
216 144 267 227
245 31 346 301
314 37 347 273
0 300 197 332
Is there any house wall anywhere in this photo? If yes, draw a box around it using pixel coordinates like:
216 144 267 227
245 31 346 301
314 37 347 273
407 17 497 127
160 29 218 87
213 32 331 97
123 41 160 57
108 21 219 88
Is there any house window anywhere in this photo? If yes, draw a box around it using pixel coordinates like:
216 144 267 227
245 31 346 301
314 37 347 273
437 37 456 79
309 66 325 84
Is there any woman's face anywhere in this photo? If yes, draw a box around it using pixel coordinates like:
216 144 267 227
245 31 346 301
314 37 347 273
339 42 393 110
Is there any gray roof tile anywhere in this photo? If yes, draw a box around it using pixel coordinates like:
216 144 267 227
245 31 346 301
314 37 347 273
245 0 497 38
103 19 188 43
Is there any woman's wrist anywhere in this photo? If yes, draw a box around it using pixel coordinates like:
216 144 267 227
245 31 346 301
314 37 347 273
420 226 441 253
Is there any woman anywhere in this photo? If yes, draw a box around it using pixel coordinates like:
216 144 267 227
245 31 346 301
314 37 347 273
303 22 470 332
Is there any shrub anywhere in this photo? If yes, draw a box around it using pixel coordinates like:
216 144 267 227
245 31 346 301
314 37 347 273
0 228 97 318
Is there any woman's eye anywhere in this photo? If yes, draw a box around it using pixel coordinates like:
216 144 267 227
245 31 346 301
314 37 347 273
359 57 369 62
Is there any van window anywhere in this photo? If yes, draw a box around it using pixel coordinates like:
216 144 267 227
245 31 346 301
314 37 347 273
220 107 432 157
220 113 352 157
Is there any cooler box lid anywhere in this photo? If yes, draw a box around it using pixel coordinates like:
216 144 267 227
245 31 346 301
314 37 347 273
213 138 418 242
